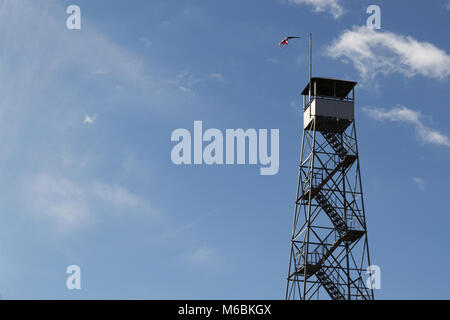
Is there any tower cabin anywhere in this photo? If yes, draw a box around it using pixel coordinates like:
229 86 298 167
302 77 356 133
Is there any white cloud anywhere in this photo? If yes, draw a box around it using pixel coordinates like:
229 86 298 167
445 1 450 10
174 71 202 86
326 26 450 80
26 174 91 229
363 106 450 148
84 114 97 124
171 71 225 95
93 183 143 207
187 245 219 266
0 0 158 115
139 36 153 48
169 71 202 97
412 177 425 191
266 57 279 64
209 73 225 82
287 0 344 19
90 70 107 76
24 173 151 230
0 0 167 166
179 86 197 97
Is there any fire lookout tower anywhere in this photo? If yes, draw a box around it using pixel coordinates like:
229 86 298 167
286 77 374 300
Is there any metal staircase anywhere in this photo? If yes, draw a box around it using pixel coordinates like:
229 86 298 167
323 132 347 159
295 224 364 278
294 130 365 299
316 268 345 300
315 192 348 236
297 133 356 204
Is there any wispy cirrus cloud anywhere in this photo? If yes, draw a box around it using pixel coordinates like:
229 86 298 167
178 86 197 97
209 73 225 83
170 71 226 97
445 1 450 10
90 70 108 76
287 0 344 19
326 26 450 80
363 106 450 148
266 57 280 64
186 245 222 268
412 177 426 191
0 0 164 152
173 71 202 86
169 71 201 97
84 114 97 124
138 36 153 48
93 183 145 208
26 173 91 229
24 173 153 231
0 0 164 120
0 0 161 233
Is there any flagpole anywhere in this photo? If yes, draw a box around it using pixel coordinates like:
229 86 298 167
308 32 312 104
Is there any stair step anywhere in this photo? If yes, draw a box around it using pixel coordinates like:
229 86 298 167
323 132 349 160
315 267 346 300
297 155 356 204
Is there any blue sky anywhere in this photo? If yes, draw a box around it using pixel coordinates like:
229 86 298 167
0 0 449 299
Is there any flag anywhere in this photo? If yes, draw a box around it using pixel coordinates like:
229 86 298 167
279 36 301 47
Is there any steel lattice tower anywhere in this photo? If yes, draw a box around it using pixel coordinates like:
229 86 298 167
286 78 374 300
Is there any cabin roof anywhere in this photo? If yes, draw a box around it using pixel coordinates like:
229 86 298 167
301 77 357 98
